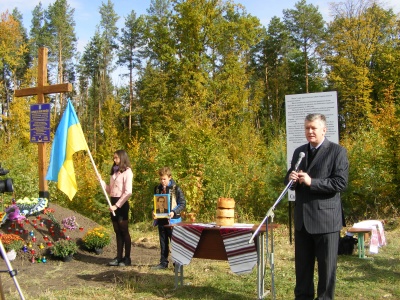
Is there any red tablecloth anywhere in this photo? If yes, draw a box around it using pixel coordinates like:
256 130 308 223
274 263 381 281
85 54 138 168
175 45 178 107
171 224 257 274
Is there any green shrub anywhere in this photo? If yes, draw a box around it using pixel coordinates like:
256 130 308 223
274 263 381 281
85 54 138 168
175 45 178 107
52 239 78 258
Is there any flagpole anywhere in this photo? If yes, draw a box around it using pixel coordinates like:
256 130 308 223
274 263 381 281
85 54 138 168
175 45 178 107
85 148 116 217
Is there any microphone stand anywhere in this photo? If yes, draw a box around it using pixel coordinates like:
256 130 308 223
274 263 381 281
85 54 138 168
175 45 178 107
0 240 25 300
249 178 295 300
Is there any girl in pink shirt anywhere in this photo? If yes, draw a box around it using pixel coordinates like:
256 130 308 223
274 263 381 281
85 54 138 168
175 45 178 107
102 149 133 266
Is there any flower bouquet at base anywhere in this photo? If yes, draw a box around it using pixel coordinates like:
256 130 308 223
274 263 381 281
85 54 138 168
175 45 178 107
82 226 111 253
0 234 24 260
61 216 79 231
52 239 78 260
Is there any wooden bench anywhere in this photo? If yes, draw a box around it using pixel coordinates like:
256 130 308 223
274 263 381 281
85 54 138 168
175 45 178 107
347 227 372 258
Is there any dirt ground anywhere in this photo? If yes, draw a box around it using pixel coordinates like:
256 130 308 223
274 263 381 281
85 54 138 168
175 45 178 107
0 203 160 298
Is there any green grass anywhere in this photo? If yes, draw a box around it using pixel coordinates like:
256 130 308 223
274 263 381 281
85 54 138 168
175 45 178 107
6 219 400 299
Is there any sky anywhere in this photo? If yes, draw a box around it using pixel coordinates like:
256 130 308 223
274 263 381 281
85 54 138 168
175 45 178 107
1 0 400 84
2 0 399 51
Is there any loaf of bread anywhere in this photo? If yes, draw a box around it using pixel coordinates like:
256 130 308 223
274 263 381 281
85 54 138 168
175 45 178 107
216 208 234 218
217 197 235 209
216 198 235 226
216 217 234 226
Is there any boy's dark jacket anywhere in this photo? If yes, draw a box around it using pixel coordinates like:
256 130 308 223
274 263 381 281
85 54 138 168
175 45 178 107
154 178 186 220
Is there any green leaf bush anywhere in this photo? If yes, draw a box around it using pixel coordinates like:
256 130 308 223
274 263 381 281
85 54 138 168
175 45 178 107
52 239 78 258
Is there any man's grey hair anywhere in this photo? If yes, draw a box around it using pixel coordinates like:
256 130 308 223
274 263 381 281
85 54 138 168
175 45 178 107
305 113 326 127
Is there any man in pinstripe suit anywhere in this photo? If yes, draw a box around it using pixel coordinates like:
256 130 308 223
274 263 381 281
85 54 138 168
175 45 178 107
285 113 349 300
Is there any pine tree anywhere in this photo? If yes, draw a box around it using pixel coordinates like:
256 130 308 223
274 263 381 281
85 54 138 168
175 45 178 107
250 16 292 141
45 0 77 112
30 3 49 56
117 11 146 135
283 0 325 93
98 0 119 99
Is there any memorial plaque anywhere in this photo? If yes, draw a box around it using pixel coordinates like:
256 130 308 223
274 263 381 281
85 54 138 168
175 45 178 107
285 91 338 201
30 103 51 142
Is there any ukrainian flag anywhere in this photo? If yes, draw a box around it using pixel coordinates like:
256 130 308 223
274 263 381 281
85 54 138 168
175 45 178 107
46 100 88 200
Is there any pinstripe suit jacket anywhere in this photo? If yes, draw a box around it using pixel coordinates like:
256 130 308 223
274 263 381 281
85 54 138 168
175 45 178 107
285 139 349 234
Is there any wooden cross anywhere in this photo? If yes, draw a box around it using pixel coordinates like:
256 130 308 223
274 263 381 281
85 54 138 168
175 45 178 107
14 47 72 199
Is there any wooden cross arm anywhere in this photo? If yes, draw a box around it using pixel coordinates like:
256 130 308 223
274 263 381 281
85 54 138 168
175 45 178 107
14 83 73 97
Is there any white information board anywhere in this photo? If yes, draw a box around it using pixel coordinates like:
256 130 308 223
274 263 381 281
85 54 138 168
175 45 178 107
285 91 338 201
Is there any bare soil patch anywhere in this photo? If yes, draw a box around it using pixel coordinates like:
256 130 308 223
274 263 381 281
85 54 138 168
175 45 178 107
0 203 159 298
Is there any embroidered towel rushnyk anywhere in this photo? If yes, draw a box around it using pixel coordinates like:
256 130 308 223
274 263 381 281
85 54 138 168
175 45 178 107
220 228 257 274
353 220 387 254
171 225 204 265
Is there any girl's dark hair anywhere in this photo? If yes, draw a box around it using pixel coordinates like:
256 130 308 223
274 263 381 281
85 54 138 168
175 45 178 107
110 150 131 175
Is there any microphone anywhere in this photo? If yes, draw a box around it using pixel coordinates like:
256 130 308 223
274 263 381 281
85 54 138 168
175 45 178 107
294 152 305 172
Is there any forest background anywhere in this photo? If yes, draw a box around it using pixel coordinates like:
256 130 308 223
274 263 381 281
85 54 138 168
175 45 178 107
0 0 399 226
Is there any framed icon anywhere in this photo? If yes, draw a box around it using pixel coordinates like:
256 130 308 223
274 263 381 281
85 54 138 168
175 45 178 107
154 194 170 218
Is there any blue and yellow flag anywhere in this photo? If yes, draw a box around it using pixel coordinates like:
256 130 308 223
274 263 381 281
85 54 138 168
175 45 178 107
46 100 88 200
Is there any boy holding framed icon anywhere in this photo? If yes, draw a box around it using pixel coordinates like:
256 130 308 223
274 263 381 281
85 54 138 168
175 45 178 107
151 167 186 270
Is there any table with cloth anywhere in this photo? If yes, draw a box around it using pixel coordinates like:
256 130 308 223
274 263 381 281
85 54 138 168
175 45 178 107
170 222 270 299
347 220 387 258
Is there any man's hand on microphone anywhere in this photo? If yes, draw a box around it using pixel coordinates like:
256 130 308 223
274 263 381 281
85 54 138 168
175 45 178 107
298 171 311 186
290 170 299 182
290 170 311 186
